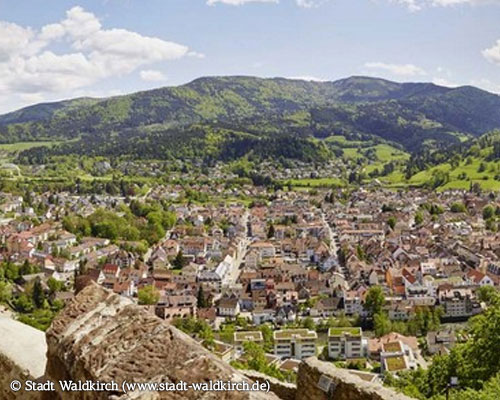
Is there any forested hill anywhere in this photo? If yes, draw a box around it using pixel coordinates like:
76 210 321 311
1 76 500 163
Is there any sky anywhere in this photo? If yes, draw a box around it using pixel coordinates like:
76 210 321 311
0 0 499 113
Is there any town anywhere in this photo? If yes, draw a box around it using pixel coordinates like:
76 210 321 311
0 182 498 386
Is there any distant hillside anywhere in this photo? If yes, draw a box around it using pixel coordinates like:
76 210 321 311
1 76 500 163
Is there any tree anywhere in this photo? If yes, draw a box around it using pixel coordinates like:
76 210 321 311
267 224 275 239
47 277 64 295
0 281 12 303
243 342 268 372
20 260 35 275
172 250 187 270
301 317 316 331
32 278 46 309
259 324 274 352
451 202 467 213
198 323 215 349
387 216 397 230
219 324 235 343
483 205 495 220
414 212 424 226
356 244 366 261
374 312 392 337
138 285 160 305
364 286 385 316
197 285 209 308
15 293 34 313
477 286 497 304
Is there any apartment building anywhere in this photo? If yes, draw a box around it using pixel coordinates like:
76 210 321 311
344 291 363 315
439 288 481 318
327 327 367 360
273 329 317 360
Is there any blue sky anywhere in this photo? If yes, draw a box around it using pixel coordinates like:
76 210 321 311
0 0 499 113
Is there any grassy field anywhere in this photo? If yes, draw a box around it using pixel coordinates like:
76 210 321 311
363 144 409 175
0 141 64 152
382 152 500 191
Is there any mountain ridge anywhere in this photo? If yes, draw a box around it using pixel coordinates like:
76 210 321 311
1 75 500 164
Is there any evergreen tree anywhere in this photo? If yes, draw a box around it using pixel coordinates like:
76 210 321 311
32 278 46 309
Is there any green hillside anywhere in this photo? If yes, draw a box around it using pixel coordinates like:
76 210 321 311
0 76 499 166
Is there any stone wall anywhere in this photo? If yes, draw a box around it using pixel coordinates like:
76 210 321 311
296 358 414 400
242 370 296 400
0 316 47 400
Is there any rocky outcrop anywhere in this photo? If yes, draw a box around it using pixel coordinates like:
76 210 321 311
296 357 414 400
45 283 278 400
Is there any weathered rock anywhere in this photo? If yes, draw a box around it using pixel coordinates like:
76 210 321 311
242 370 296 400
296 357 415 400
45 283 278 400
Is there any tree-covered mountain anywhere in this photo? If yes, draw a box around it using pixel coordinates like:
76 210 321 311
1 75 500 163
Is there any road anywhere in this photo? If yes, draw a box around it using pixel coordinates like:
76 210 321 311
321 211 338 255
225 211 250 286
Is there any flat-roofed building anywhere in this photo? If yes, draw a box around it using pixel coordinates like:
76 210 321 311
273 329 317 360
233 331 264 354
380 340 417 374
328 327 367 360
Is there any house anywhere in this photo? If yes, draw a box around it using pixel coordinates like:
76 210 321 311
217 295 240 317
102 264 121 280
426 329 457 355
245 249 261 268
44 256 78 273
466 269 494 287
252 309 275 325
328 327 367 360
249 241 276 259
310 297 341 317
273 329 317 360
154 295 197 322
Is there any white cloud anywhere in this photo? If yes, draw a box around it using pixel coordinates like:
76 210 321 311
140 70 167 82
207 0 279 5
483 39 500 66
469 78 500 93
207 0 330 6
0 22 32 61
390 0 500 11
296 0 320 7
187 51 206 59
388 0 422 11
432 77 459 87
432 0 500 5
364 62 427 77
0 6 193 112
287 75 327 82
